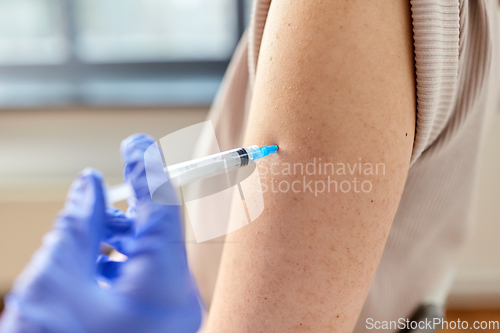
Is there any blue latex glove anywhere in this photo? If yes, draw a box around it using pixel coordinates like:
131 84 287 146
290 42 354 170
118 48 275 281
0 134 202 333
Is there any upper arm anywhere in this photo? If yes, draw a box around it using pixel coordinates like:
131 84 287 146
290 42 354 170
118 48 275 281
206 0 416 331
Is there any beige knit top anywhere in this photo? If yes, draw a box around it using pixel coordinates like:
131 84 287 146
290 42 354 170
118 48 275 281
187 0 500 331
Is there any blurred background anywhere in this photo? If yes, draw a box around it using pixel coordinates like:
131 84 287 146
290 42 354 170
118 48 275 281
0 0 252 106
0 0 499 328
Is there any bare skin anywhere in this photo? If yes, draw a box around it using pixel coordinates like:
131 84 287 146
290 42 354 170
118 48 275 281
204 0 416 331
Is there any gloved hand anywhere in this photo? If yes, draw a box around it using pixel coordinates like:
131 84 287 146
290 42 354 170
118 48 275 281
0 134 202 333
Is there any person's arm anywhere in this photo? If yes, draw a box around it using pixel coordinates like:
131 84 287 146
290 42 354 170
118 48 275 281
205 0 416 331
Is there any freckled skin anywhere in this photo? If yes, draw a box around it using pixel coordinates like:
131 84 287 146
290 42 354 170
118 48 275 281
205 0 415 332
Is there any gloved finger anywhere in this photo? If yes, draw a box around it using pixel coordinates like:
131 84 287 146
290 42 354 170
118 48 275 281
52 168 107 275
103 207 135 254
120 134 183 240
121 134 154 201
97 255 124 281
117 134 193 303
105 207 133 233
121 133 180 206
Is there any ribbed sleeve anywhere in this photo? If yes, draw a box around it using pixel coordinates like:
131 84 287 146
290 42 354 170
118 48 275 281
409 0 460 167
248 0 271 90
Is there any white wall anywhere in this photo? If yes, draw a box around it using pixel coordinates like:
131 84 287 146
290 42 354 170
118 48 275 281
448 111 500 308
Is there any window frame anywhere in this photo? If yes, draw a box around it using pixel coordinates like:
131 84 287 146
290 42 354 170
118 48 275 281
0 0 249 108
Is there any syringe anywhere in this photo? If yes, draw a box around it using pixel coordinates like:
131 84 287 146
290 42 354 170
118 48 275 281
107 144 278 204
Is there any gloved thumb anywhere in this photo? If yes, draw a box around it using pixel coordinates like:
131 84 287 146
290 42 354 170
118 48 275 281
52 168 107 275
5 168 106 311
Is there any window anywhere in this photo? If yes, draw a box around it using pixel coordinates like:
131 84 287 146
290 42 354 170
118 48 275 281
0 0 252 107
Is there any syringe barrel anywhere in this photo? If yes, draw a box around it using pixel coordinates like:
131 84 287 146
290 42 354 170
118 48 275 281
107 145 277 204
166 147 246 187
